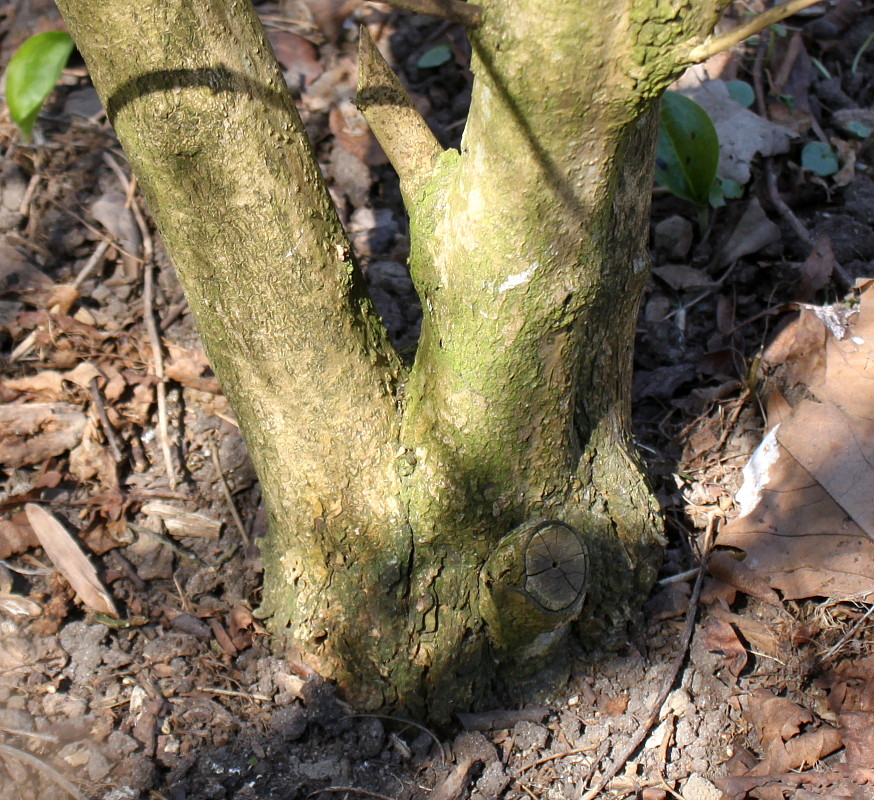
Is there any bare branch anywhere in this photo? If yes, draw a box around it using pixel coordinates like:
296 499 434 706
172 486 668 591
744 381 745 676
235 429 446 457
689 0 825 62
356 26 444 199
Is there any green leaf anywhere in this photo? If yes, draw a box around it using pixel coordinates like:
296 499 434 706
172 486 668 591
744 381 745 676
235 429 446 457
6 31 74 141
846 120 872 139
709 180 725 208
721 178 744 199
801 141 838 177
725 80 755 108
655 90 720 208
417 44 452 69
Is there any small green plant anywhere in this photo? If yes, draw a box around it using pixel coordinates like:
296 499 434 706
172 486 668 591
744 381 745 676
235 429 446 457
801 140 839 177
655 90 721 232
416 44 452 68
5 31 74 141
725 79 755 108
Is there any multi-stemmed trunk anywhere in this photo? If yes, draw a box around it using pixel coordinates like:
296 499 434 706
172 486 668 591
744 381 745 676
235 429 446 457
57 0 731 720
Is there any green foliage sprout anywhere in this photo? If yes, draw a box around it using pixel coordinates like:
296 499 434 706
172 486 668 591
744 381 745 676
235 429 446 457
655 90 721 232
6 31 74 141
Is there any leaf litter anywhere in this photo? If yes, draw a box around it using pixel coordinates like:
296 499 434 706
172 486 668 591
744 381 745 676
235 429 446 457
0 1 873 799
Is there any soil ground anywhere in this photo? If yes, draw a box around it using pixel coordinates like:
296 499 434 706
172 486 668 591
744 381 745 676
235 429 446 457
1 2 873 800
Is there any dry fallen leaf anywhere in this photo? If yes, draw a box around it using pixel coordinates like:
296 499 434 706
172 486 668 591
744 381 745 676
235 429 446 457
707 550 782 606
24 503 117 616
64 361 103 390
2 370 65 401
720 429 874 599
0 593 42 618
164 343 222 394
797 234 835 301
0 515 39 559
712 199 782 270
700 616 748 677
777 400 874 541
0 403 87 467
743 689 842 775
721 286 874 600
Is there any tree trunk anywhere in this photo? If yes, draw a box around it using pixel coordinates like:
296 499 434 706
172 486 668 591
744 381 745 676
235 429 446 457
57 0 730 721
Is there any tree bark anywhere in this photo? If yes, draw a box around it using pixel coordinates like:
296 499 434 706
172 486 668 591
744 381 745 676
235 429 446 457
57 0 733 721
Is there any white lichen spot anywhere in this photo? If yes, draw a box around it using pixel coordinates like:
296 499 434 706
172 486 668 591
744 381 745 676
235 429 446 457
633 255 647 274
734 426 781 518
499 263 537 293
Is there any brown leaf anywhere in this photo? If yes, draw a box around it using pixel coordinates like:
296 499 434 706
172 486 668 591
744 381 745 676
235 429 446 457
838 711 874 767
644 584 690 620
329 100 388 166
0 403 87 467
700 616 747 677
64 361 103 390
719 432 874 599
141 501 221 539
228 602 261 649
699 576 736 606
267 29 323 87
0 515 39 559
712 199 782 269
46 284 79 314
600 694 629 716
777 400 874 541
709 608 781 660
707 551 782 606
764 388 793 431
2 370 65 400
747 689 812 747
798 235 835 301
761 309 827 387
91 192 141 280
164 344 222 394
209 618 238 657
818 655 874 715
742 690 842 776
101 365 127 402
69 422 119 490
769 726 843 773
722 289 874 600
24 503 117 616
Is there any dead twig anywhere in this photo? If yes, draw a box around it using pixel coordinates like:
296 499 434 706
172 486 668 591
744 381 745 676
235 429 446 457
194 686 271 702
107 152 179 490
0 741 84 800
210 447 250 547
73 239 112 288
89 377 124 462
518 744 597 774
818 595 874 663
579 515 718 800
143 252 178 488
